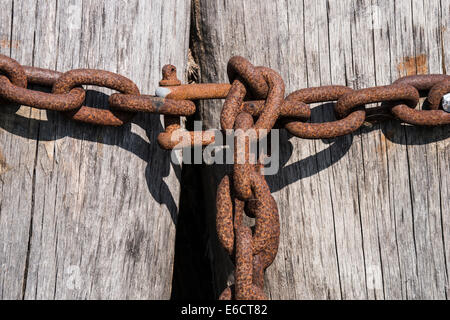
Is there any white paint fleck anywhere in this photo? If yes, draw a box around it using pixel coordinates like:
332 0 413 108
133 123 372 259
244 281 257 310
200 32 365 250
66 265 82 291
442 93 450 112
155 87 171 98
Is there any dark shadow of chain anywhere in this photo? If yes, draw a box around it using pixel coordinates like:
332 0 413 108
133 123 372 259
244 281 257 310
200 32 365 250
0 88 181 224
265 101 449 192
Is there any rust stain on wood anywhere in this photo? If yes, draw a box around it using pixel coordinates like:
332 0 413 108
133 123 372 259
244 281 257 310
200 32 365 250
441 26 447 74
397 54 428 76
0 149 11 176
0 39 20 49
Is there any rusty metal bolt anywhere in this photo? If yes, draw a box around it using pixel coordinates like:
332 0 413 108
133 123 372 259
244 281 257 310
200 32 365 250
159 64 181 87
156 83 231 99
109 94 196 116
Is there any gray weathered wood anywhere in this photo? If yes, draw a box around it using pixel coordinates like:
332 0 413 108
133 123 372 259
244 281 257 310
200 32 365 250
0 0 190 299
191 0 449 299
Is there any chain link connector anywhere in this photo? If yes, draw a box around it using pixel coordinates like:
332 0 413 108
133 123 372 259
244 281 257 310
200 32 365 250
156 65 216 150
0 76 85 111
221 57 284 135
391 75 450 125
52 69 140 126
0 55 85 111
0 55 27 88
283 86 366 139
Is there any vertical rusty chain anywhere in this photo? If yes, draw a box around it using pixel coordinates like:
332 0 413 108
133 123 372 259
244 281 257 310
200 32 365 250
216 57 282 300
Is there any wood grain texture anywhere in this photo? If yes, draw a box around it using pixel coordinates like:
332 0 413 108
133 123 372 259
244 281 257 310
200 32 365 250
0 0 190 299
191 0 449 299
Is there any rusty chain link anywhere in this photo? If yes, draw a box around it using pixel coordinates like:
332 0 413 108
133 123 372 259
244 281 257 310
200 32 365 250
1 54 449 300
216 58 283 300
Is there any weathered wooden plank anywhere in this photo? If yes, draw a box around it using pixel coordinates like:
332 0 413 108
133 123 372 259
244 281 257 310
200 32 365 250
405 0 448 299
440 0 450 299
369 0 411 299
324 0 367 300
0 0 190 299
190 0 449 299
280 0 342 299
0 0 40 299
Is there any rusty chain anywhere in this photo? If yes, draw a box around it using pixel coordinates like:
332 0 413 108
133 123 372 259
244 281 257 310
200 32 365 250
1 54 449 300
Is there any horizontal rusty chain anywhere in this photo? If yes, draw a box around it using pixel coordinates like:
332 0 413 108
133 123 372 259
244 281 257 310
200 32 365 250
1 54 448 145
1 54 449 301
0 54 197 132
